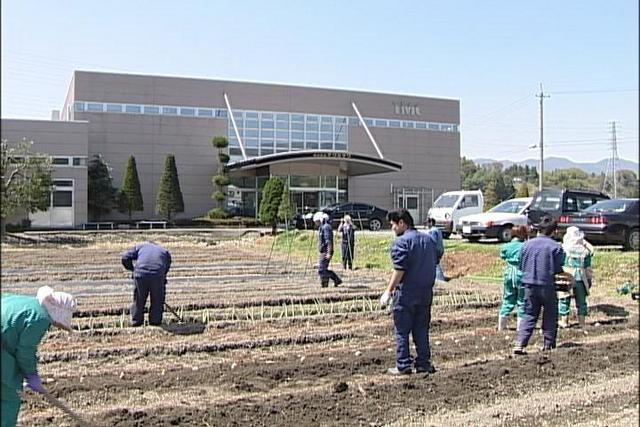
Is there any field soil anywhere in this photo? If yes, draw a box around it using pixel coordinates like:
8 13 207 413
1 231 637 426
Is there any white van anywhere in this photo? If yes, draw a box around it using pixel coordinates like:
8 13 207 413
427 190 484 238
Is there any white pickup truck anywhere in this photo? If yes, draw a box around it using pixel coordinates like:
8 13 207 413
457 197 532 242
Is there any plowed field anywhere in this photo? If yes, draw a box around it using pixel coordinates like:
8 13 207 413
1 231 638 426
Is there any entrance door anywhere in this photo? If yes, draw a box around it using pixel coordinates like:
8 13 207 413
397 194 420 223
29 180 74 228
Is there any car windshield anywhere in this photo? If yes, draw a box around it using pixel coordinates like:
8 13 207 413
531 191 561 211
433 194 459 208
584 199 631 213
489 200 528 214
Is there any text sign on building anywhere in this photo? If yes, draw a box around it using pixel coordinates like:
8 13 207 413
393 101 421 116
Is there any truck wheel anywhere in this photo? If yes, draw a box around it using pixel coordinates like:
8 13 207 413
498 227 512 243
624 228 639 251
369 218 382 231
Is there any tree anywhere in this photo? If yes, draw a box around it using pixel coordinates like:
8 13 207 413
212 136 230 210
277 183 295 226
259 177 284 234
155 154 184 222
88 154 119 221
1 138 54 233
516 182 530 197
117 155 143 220
483 175 500 210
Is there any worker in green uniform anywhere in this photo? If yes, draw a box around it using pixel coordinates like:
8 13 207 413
498 225 528 331
558 226 594 328
1 286 77 427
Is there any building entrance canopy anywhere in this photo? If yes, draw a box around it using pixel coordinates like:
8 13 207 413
227 150 402 177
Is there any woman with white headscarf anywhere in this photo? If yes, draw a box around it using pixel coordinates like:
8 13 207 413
558 226 594 328
1 286 77 427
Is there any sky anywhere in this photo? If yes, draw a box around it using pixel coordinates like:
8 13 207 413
2 0 638 164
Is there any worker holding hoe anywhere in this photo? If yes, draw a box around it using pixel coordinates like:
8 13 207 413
1 286 77 427
558 226 594 328
380 209 438 375
497 225 528 331
314 212 342 288
122 241 172 326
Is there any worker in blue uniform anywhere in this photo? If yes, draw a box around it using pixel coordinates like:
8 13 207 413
122 241 172 326
1 286 77 427
313 212 342 287
513 215 565 354
380 209 438 375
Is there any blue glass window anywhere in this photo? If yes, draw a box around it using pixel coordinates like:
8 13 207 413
306 115 318 122
306 122 319 132
291 131 304 140
74 101 85 112
402 121 415 128
306 132 318 141
216 109 228 118
246 129 259 138
276 113 289 121
261 130 274 138
106 104 122 113
245 119 259 129
261 120 274 129
180 107 195 116
260 112 273 120
197 108 214 117
374 119 388 127
144 106 160 114
245 111 259 119
276 130 289 139
320 123 333 132
87 103 103 112
291 114 304 122
429 123 440 130
276 122 288 130
291 122 304 131
162 107 178 115
415 121 427 129
125 105 142 114
348 117 359 126
389 120 401 128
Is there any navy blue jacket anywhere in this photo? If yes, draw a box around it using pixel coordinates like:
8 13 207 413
318 222 334 255
519 235 565 287
122 242 172 279
391 228 437 306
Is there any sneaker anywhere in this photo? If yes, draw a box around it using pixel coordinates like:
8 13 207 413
334 277 343 287
415 364 436 374
387 367 413 376
513 345 526 355
320 279 329 288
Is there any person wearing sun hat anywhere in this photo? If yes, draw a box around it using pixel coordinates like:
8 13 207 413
1 286 77 427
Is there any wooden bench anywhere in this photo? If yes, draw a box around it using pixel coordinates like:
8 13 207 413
82 222 115 230
135 220 167 229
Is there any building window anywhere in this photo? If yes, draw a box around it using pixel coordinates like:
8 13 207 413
53 180 73 187
180 107 195 116
72 157 87 166
402 121 415 128
106 104 123 113
144 106 160 114
374 119 388 127
87 103 103 112
52 191 73 207
52 157 70 166
388 120 401 128
197 108 214 117
74 101 85 112
216 109 228 118
162 106 178 115
125 105 142 114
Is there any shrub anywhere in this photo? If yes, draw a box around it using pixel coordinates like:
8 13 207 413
208 208 231 219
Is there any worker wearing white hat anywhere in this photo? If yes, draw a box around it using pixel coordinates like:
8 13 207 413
1 286 77 427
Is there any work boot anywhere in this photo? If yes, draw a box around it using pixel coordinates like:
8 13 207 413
387 367 412 376
320 279 329 288
415 363 436 374
512 344 526 355
577 315 586 328
334 277 343 287
498 316 509 331
558 315 570 328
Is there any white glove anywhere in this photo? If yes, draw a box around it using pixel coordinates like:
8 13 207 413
380 290 392 307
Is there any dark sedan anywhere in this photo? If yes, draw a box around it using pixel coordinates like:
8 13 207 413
557 198 639 250
295 202 388 231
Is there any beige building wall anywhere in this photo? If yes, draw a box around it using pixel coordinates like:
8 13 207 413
1 119 89 227
63 71 460 221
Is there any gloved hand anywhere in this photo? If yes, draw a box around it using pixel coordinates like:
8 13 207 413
380 290 393 307
24 373 46 393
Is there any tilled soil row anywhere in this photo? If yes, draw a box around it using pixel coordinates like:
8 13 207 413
20 326 638 426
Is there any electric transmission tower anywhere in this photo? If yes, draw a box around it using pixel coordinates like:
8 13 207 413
601 121 619 197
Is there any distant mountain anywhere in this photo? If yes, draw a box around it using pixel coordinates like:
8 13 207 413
472 156 639 174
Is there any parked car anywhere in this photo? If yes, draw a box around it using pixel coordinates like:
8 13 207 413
427 190 484 238
294 202 388 231
557 198 639 250
527 188 610 230
457 197 532 242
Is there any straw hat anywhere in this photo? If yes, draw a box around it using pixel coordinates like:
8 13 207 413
313 212 329 223
36 286 77 331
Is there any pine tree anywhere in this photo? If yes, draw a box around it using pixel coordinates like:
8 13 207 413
277 184 295 227
117 155 144 220
87 154 118 221
516 182 530 197
483 175 500 210
259 177 284 234
155 154 184 222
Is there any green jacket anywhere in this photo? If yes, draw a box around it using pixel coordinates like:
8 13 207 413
1 294 51 398
500 238 524 283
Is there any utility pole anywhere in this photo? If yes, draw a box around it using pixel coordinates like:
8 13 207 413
536 84 550 191
611 121 618 198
